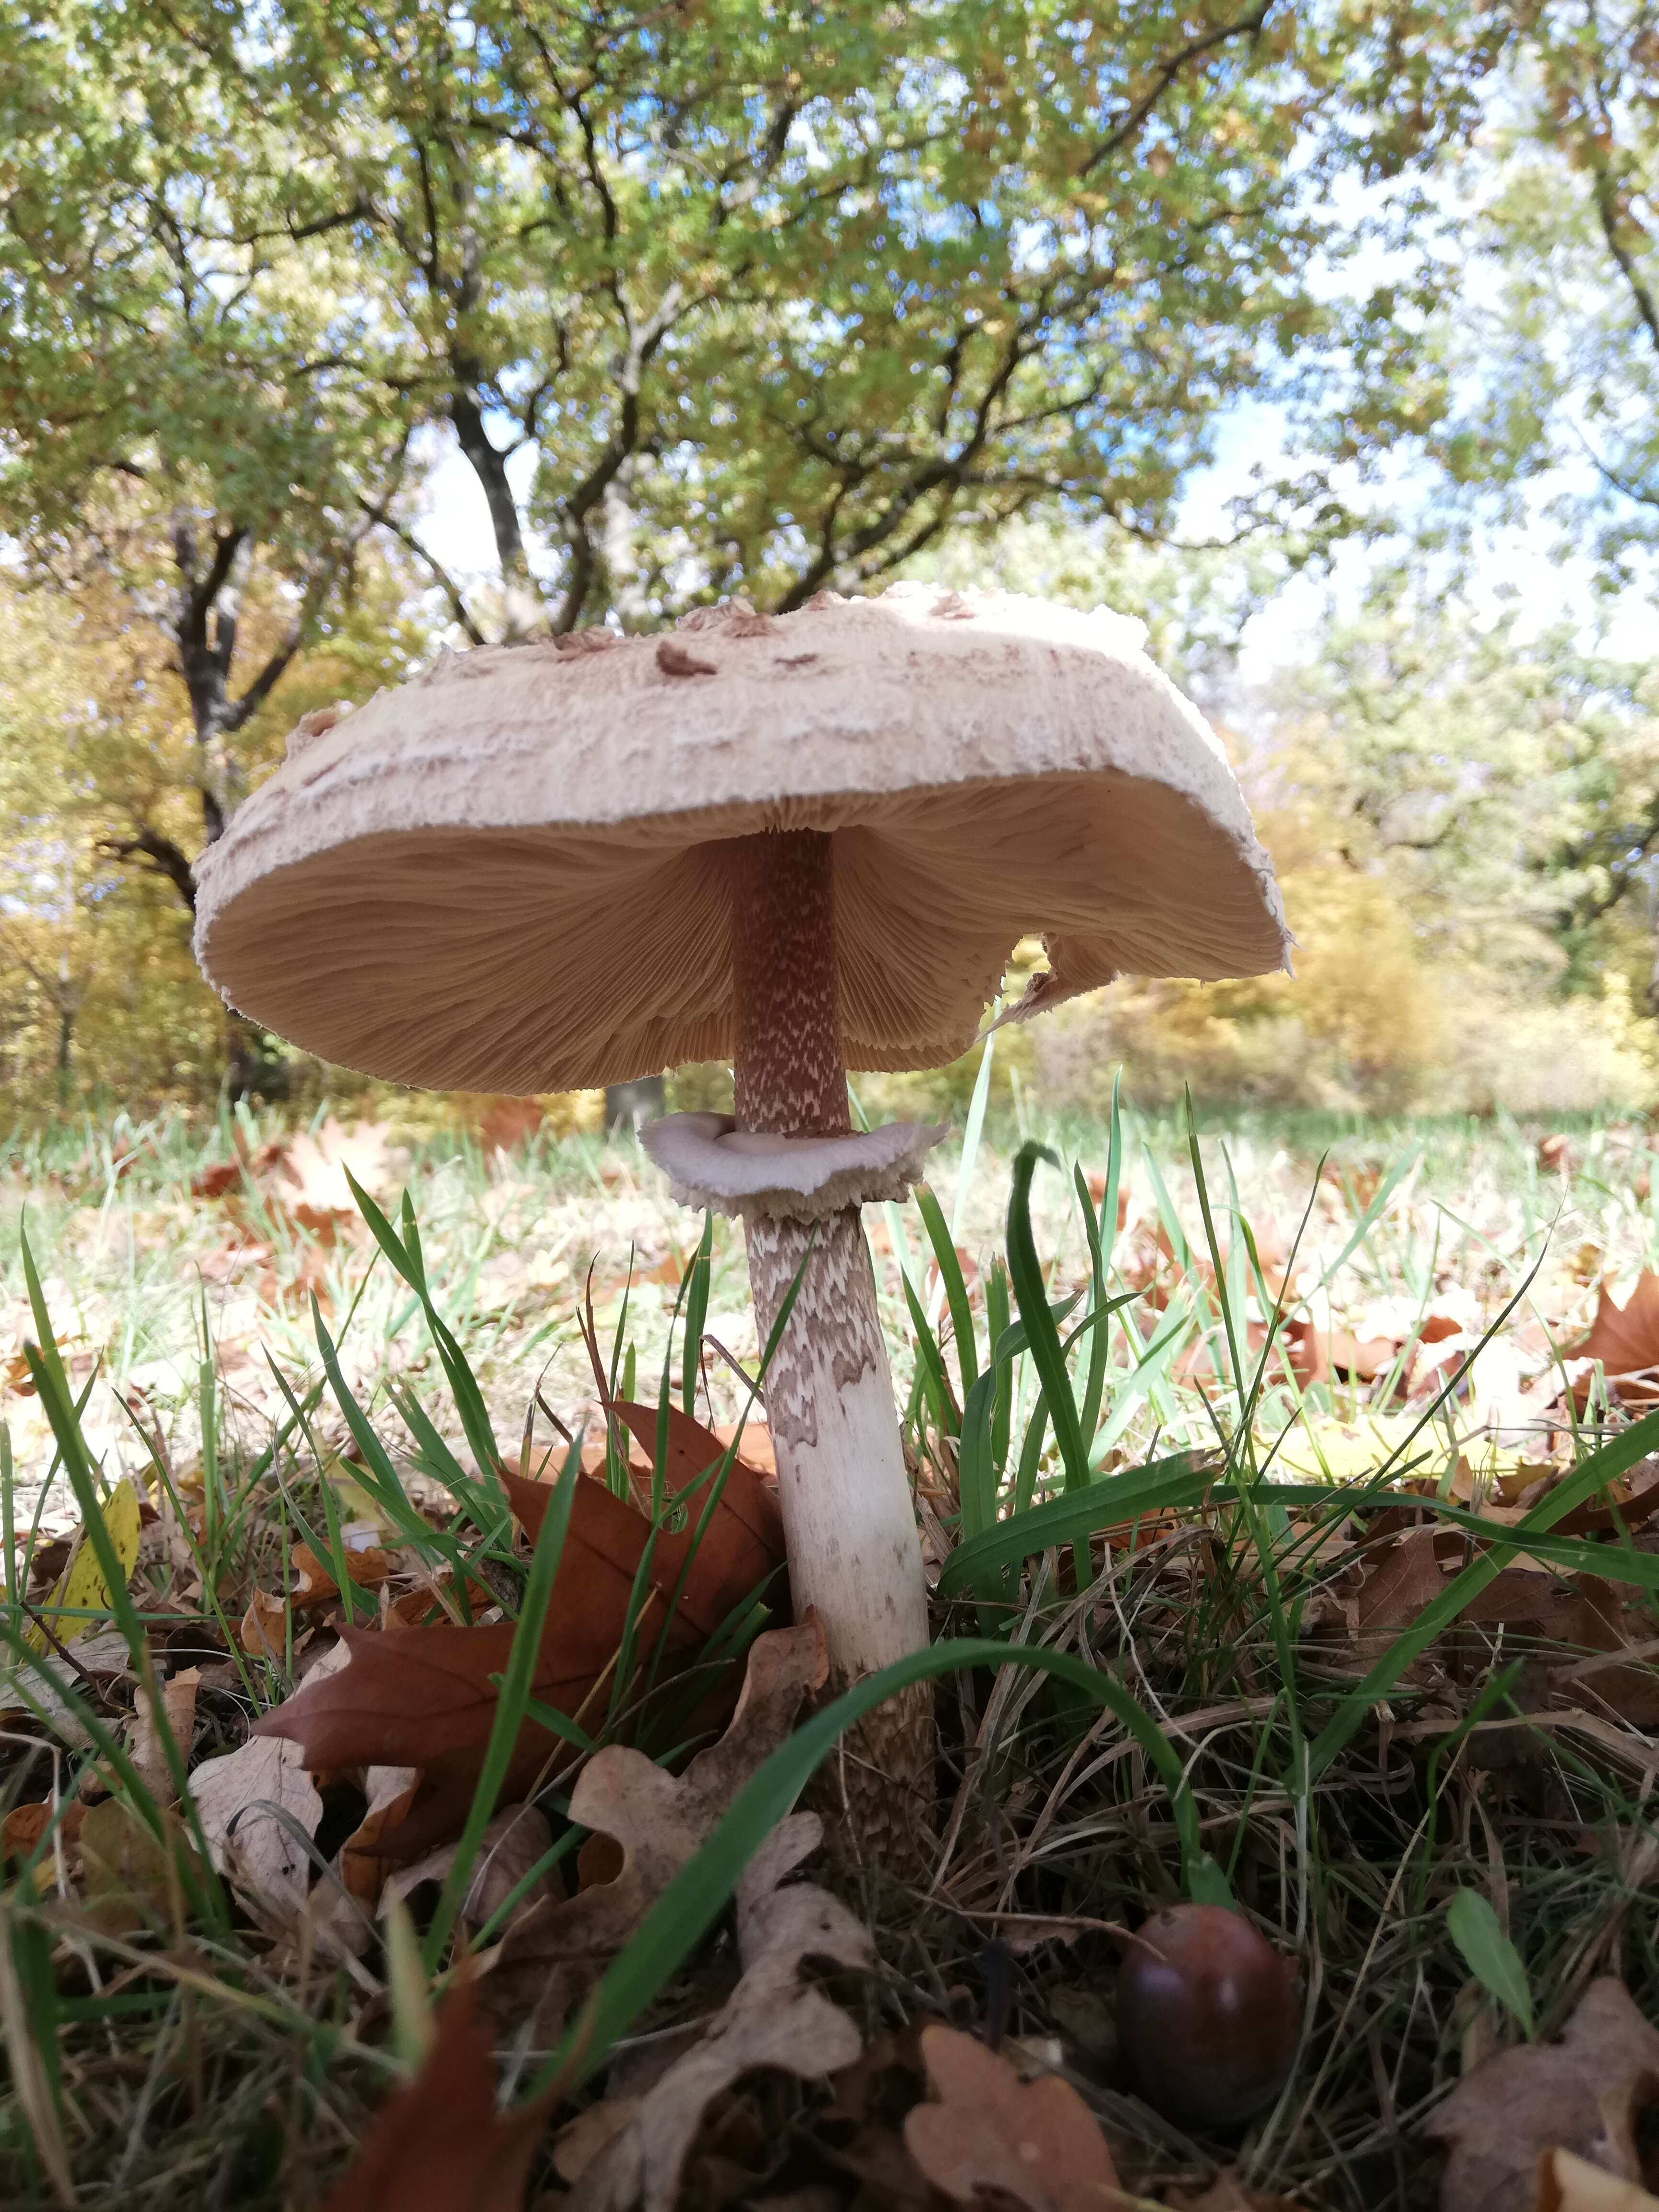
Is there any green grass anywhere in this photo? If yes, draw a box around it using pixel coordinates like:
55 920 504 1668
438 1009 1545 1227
2 1091 1659 2206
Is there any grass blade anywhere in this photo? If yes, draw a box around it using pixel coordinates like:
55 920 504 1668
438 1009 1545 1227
1445 1889 1535 2038
423 1423 586 1970
917 1182 979 1403
939 1447 1217 1601
1007 1143 1091 1492
952 1019 997 1240
902 1267 959 1438
681 1215 714 1420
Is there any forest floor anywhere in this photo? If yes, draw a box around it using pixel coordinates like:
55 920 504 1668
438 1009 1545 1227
3 1094 1659 2211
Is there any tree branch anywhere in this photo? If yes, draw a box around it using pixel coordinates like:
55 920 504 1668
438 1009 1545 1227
1078 3 1273 179
97 825 199 913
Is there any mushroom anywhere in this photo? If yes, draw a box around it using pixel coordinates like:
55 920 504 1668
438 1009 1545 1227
192 584 1288 1794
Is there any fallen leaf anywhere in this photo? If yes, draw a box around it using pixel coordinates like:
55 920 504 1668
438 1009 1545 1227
191 1732 324 1912
190 1134 286 1200
1169 2177 1305 2212
0 1633 133 1745
273 1117 393 1219
80 1798 203 1931
1553 1589 1659 1730
903 2023 1121 2212
494 1618 828 2035
1319 1527 1614 1669
387 1803 556 1934
189 1647 354 1910
469 1096 546 1156
711 1420 775 1478
569 1809 872 2212
1326 1327 1402 1383
602 1398 782 1611
2 1798 86 1870
257 1438 784 1859
340 1765 423 1907
1537 2148 1659 2211
320 1969 549 2212
1426 1979 1659 2212
286 1536 394 1612
1275 1414 1424 1486
1575 1274 1659 1407
129 1666 199 1804
1551 1460 1659 1539
23 1532 73 1591
190 1161 245 1200
25 1478 142 1652
555 2102 640 2187
240 1587 288 1659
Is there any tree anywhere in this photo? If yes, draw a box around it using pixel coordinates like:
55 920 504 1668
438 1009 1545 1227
0 563 426 1108
1454 2 1659 584
0 0 419 1083
1262 569 1659 1000
3 0 1412 1106
0 581 211 1104
273 0 1389 632
1316 3 1659 591
90 0 1390 646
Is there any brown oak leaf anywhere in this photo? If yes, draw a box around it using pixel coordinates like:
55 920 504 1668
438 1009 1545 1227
255 1427 782 1860
1536 2147 1659 2210
1575 1274 1659 1407
386 1803 556 1936
1426 1979 1659 2212
568 1809 872 2212
903 2023 1122 2212
321 1970 549 2212
492 1617 827 2036
1170 2178 1305 2212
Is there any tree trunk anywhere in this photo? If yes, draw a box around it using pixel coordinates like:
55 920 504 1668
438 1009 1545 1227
54 966 74 1109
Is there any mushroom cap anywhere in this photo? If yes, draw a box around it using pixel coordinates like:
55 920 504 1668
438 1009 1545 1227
193 585 1289 1092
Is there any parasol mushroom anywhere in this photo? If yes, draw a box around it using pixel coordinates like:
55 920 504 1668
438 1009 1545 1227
192 585 1288 1797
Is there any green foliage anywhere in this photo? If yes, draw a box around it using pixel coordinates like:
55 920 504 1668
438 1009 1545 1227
237 0 1363 629
0 565 427 1105
0 0 1402 661
996 556 1659 1116
1430 3 1659 585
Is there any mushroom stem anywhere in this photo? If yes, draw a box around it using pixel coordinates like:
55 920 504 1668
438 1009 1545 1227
729 830 932 1791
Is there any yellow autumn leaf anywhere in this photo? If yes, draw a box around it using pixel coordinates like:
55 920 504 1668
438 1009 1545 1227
1271 1414 1430 1486
1271 1417 1537 1494
25 1477 142 1651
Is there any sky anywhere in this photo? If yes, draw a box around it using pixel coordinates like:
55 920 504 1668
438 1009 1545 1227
1178 400 1653 684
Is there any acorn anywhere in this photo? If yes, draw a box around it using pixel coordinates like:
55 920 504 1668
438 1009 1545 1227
1115 1903 1300 2128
